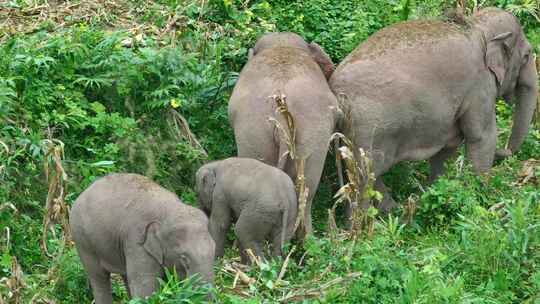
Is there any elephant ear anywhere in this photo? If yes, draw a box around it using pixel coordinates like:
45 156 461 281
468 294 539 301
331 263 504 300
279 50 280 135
142 221 164 266
486 31 513 87
248 48 255 60
196 167 216 214
308 42 335 79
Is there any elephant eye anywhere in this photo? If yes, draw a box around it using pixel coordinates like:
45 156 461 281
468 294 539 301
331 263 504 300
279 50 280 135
180 254 190 268
522 52 530 66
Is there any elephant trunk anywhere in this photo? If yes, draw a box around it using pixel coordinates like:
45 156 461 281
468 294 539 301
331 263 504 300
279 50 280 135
186 257 214 300
197 262 214 286
507 55 538 153
190 241 215 286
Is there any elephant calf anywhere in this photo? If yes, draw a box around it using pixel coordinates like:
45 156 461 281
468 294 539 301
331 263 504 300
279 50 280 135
70 173 215 304
196 158 297 264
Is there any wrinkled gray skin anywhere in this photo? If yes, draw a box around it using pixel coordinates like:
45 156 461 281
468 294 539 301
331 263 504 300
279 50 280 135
196 158 297 264
228 32 341 237
330 8 538 216
70 173 215 304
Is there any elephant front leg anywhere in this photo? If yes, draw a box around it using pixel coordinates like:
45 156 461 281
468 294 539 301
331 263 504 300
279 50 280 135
125 254 163 300
77 249 113 304
209 206 231 259
460 102 497 174
374 178 398 215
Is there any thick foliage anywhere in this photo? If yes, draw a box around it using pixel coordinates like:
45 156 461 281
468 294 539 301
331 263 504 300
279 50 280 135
0 0 539 303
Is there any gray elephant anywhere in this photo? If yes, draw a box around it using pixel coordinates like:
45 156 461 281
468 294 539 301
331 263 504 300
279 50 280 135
330 8 538 214
228 32 341 237
70 173 215 304
195 158 297 264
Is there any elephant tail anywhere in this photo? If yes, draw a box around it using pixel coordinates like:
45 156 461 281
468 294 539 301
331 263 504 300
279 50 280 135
280 207 289 251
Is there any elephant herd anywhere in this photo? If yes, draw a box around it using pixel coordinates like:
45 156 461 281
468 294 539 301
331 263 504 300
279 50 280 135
69 7 538 303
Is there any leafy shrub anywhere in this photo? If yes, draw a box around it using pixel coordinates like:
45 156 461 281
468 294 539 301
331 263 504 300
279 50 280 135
1 0 539 303
128 270 212 304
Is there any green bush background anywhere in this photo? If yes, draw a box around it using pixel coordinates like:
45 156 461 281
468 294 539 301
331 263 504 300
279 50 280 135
1 0 539 303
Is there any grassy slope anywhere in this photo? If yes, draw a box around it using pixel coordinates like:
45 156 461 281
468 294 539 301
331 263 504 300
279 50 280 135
0 0 539 303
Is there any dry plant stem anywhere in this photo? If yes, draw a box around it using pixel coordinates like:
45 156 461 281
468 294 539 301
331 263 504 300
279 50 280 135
293 158 309 235
401 195 418 224
41 139 71 256
0 0 215 44
277 246 296 282
0 256 25 304
488 202 506 212
278 272 362 303
268 94 296 163
514 159 539 186
327 208 339 242
334 138 344 187
268 93 309 237
232 272 240 289
222 264 254 285
330 130 380 240
168 109 208 158
245 248 262 267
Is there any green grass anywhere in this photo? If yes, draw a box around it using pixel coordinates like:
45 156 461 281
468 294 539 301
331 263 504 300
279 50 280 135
0 0 539 303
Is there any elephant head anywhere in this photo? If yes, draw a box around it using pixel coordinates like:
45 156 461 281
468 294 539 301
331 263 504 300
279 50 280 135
248 32 335 79
141 217 215 286
475 8 539 154
195 165 216 217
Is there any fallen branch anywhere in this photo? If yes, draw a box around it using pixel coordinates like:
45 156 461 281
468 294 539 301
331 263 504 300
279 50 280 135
222 264 255 286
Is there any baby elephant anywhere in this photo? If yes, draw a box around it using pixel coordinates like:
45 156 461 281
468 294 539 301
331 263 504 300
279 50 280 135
196 158 297 264
70 173 215 304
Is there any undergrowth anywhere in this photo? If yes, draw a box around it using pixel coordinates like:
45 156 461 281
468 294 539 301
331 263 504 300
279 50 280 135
0 0 539 303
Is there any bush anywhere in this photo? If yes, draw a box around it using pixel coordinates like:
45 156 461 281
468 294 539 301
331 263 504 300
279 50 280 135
1 0 539 303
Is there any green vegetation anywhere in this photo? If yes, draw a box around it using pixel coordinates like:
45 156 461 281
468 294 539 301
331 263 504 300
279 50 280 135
1 0 539 303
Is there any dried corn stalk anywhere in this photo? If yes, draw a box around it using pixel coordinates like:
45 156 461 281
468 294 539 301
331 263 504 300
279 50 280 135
514 159 539 186
329 133 381 239
268 93 296 163
401 194 418 224
277 272 362 303
0 256 25 304
41 139 71 256
168 109 208 158
293 159 309 236
268 93 309 237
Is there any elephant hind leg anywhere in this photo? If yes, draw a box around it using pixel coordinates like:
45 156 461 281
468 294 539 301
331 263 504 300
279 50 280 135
428 146 459 183
122 274 131 299
234 212 270 264
77 249 113 304
270 223 289 259
375 178 398 215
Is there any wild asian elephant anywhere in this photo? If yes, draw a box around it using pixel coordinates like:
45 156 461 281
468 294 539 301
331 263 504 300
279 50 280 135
330 8 538 214
69 173 215 304
228 32 342 237
195 157 297 264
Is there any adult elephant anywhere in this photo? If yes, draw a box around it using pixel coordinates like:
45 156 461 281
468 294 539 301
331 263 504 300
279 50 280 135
228 32 341 236
330 8 538 213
